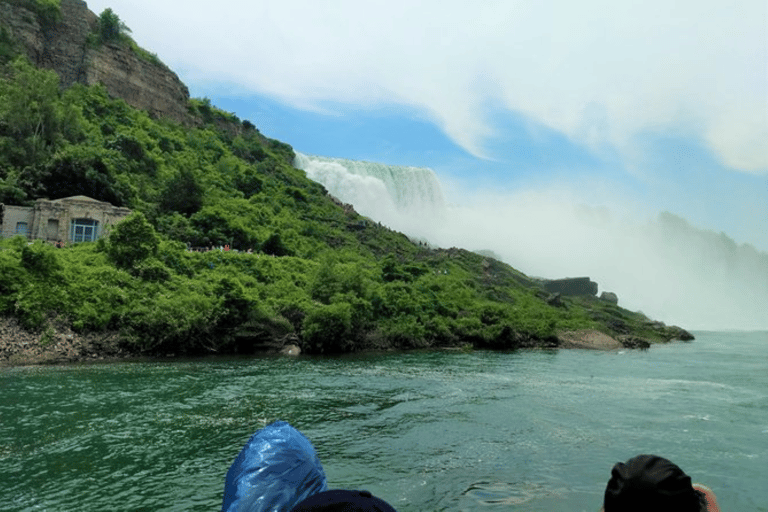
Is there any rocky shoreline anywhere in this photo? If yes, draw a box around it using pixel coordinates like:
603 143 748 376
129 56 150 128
1 316 692 367
555 329 671 350
0 317 132 366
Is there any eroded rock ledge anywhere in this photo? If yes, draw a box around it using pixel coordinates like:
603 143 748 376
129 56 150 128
557 327 693 351
1 0 190 123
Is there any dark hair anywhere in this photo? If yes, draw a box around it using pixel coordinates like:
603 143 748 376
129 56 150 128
604 455 702 512
291 490 397 512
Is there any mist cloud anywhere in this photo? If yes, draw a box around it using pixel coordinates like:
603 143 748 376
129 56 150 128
430 191 768 331
297 154 768 331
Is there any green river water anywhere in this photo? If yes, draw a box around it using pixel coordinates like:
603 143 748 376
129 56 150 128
1 331 766 511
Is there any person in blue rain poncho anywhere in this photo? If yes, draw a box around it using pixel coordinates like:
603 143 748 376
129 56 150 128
221 421 397 512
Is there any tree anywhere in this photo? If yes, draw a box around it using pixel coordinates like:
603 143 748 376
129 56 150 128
301 302 353 353
39 145 130 206
160 168 204 215
98 8 131 44
0 58 62 168
262 232 291 256
106 211 160 268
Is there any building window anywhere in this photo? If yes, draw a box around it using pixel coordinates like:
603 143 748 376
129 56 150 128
70 218 99 243
15 222 29 237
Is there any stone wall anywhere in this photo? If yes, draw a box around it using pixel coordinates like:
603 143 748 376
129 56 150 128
0 0 190 124
0 204 34 238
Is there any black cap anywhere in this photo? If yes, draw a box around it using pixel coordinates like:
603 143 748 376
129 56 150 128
291 490 397 512
604 454 702 512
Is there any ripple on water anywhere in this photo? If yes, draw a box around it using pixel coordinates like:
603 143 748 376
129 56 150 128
461 480 560 506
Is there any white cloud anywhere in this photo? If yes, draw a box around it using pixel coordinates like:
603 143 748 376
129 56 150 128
87 0 767 173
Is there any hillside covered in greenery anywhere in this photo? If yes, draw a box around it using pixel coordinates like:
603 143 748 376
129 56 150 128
0 13 690 360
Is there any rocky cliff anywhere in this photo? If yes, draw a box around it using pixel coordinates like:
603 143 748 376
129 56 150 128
0 0 190 123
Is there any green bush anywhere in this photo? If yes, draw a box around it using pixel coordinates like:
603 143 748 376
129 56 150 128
0 247 25 314
160 168 203 215
106 211 160 268
301 302 353 353
131 257 171 282
377 316 427 348
121 280 219 352
20 241 60 276
96 8 131 44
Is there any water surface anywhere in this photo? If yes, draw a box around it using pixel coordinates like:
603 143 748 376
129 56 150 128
2 331 766 511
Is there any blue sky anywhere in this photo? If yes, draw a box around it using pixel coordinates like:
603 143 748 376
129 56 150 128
87 0 767 252
208 92 767 252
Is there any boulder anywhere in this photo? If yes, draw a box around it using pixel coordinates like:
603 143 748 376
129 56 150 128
668 326 695 341
619 336 651 349
557 329 622 350
600 291 618 304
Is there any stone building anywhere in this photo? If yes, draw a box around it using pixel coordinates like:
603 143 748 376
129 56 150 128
0 196 130 243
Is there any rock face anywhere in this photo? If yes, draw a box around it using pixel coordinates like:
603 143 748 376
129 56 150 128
85 42 190 123
0 2 45 58
544 277 598 297
0 0 190 124
557 329 622 350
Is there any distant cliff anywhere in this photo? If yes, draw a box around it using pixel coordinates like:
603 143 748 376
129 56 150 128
0 0 190 123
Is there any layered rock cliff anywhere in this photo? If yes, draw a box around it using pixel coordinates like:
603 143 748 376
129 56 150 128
0 0 190 123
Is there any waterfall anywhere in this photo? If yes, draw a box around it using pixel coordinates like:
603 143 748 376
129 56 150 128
294 152 767 330
294 153 446 238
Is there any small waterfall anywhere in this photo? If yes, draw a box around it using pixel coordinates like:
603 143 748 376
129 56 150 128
294 153 767 330
294 153 446 238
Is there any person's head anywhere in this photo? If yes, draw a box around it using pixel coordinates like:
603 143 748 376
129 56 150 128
290 489 397 512
601 454 717 512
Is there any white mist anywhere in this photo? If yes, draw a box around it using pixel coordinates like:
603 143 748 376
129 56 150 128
295 154 768 331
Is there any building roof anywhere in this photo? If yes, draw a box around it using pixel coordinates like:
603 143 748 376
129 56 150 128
50 195 104 203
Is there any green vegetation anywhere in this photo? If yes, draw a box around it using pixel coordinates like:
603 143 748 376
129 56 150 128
96 7 130 44
0 50 683 358
0 26 18 63
86 7 165 68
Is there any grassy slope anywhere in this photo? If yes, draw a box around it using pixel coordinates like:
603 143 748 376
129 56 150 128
0 11 692 359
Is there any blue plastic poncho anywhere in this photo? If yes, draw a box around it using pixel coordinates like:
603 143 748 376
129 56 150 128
221 421 328 512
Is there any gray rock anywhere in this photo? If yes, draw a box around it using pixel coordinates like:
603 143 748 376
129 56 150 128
543 277 598 296
1 0 190 124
